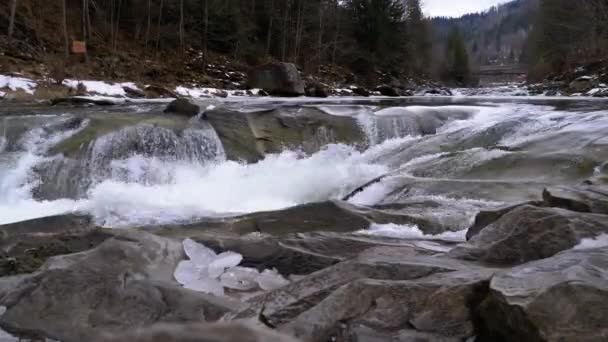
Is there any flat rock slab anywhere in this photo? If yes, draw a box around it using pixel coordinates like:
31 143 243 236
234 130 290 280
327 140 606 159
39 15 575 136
0 230 238 342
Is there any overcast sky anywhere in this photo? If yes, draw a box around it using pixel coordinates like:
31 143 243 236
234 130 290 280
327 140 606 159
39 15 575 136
423 0 512 18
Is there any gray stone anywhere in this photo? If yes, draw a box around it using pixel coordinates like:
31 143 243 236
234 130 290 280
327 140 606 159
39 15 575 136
0 231 238 342
164 98 201 117
569 76 597 93
205 106 365 162
466 201 542 240
449 205 608 266
94 322 300 342
479 247 608 342
543 185 608 214
248 63 305 97
280 270 492 342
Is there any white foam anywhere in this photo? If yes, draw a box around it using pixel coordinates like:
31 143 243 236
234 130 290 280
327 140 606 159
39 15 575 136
573 234 608 250
356 223 467 241
87 144 388 227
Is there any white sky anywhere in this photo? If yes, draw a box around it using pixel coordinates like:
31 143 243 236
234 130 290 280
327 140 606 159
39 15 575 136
423 0 513 17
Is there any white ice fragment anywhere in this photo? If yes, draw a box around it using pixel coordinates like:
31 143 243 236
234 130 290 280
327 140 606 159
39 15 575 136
208 252 243 278
257 268 290 291
0 75 37 94
183 238 217 266
183 276 225 297
574 234 608 250
220 266 260 290
0 90 5 98
174 260 201 285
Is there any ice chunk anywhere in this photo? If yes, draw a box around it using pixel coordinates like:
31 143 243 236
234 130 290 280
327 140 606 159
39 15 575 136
174 260 201 285
183 238 216 266
183 276 225 297
257 269 290 291
208 252 243 278
220 266 260 290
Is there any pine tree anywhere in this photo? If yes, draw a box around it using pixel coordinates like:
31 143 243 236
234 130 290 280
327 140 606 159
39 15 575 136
443 27 471 85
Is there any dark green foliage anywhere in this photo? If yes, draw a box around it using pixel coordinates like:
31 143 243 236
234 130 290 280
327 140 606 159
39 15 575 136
442 27 471 86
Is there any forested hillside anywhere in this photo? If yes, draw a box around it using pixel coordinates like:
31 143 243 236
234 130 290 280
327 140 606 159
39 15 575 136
431 0 538 69
0 0 432 86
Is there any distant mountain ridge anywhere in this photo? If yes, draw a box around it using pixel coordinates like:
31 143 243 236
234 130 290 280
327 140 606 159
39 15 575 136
431 0 539 68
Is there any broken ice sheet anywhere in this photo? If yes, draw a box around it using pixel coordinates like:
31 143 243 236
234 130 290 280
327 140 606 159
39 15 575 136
175 239 289 296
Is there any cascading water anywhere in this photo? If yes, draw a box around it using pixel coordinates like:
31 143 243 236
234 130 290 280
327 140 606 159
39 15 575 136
1 100 607 230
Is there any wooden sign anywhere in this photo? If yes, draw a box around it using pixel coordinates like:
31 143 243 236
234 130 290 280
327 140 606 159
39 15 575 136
71 41 87 54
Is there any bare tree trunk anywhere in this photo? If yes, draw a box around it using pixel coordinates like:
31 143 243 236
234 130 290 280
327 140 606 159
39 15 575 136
62 0 69 57
317 0 324 72
114 0 123 50
281 0 290 61
179 0 185 52
7 0 18 46
266 0 274 57
110 0 115 45
86 0 92 41
332 0 340 65
293 0 303 63
156 0 165 54
145 0 151 50
202 0 209 69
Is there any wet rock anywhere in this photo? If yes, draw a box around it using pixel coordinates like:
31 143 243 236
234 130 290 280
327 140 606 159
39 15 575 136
205 106 365 162
248 63 305 97
234 247 477 326
144 85 177 98
479 247 608 342
280 270 492 342
0 215 110 277
122 85 145 98
466 201 542 240
569 76 597 93
543 185 608 214
351 87 370 97
305 82 329 98
347 325 460 342
94 322 301 342
376 85 399 97
164 98 200 117
449 205 608 266
0 230 238 342
50 96 122 106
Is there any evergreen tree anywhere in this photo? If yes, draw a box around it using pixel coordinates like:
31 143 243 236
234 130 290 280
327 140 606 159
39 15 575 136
404 0 431 75
443 27 471 85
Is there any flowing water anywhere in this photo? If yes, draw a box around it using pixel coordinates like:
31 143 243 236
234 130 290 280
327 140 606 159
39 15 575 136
1 97 607 232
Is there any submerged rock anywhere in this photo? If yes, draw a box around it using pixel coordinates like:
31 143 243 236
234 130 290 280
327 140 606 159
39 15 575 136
479 247 608 342
205 106 365 162
248 63 305 97
164 98 200 117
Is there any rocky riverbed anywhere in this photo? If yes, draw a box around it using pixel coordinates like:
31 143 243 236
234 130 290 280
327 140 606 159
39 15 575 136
1 95 608 341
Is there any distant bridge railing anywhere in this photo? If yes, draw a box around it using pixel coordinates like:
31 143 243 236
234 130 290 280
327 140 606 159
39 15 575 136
475 64 529 76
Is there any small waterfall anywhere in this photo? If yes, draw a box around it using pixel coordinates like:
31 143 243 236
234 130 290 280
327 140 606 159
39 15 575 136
34 121 226 200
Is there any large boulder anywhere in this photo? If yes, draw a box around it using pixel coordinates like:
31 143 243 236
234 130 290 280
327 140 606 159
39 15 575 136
164 98 201 117
95 322 300 342
204 106 365 162
0 230 238 342
376 85 400 97
569 76 597 93
248 63 305 97
466 201 542 240
449 205 608 266
479 247 608 342
543 185 608 214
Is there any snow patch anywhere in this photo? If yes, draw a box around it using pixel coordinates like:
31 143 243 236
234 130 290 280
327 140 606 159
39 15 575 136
0 75 37 94
62 80 140 97
174 239 289 296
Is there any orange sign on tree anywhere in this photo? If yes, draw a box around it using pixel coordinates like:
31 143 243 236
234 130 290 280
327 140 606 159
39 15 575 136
71 41 87 54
